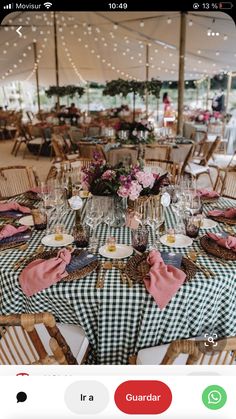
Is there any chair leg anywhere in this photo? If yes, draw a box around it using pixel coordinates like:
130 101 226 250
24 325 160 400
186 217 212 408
15 141 22 157
36 142 44 160
11 141 17 155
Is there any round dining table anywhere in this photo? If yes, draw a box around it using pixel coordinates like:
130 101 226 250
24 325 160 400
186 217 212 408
0 195 235 364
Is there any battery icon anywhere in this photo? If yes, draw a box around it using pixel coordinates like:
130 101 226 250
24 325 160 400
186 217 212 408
219 2 233 8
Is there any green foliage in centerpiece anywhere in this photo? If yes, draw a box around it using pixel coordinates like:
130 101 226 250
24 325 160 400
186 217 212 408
81 153 168 199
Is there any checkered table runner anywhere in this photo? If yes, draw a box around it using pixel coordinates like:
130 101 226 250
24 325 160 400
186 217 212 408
0 196 235 364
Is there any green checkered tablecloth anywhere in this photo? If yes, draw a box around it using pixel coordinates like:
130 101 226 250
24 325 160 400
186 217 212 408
0 196 235 364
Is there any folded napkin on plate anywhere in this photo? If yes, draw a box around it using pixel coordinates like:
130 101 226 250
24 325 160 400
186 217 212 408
197 188 220 198
208 207 236 219
19 248 72 297
0 224 28 241
207 232 236 252
0 202 31 214
143 250 186 310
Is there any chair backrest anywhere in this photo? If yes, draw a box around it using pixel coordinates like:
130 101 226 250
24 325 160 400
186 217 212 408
87 126 101 137
51 134 67 161
0 165 38 198
144 145 170 161
106 147 138 167
69 129 84 143
200 136 221 165
160 337 236 365
78 142 106 160
145 159 180 184
221 166 236 198
0 313 77 365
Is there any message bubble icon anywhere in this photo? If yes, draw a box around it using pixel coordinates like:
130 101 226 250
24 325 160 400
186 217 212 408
202 385 227 410
16 392 27 403
208 390 222 404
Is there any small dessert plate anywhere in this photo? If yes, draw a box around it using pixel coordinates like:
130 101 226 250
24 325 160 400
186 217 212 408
200 218 217 229
99 244 133 259
160 234 193 248
41 234 74 247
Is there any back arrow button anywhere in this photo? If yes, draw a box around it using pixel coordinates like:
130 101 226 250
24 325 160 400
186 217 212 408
16 26 22 37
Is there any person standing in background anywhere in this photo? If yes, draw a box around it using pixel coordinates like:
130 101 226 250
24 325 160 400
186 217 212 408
162 92 171 112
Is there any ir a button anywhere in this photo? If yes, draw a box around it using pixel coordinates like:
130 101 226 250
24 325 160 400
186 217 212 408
114 380 172 414
65 381 109 415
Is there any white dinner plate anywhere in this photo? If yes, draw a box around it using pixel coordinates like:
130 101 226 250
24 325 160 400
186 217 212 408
99 244 133 259
160 234 193 248
200 218 217 229
18 215 34 227
41 234 74 247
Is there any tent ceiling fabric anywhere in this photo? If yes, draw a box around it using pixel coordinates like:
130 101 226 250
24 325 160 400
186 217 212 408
0 11 235 86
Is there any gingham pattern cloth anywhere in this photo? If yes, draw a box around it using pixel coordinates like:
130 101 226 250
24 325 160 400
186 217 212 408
0 196 235 364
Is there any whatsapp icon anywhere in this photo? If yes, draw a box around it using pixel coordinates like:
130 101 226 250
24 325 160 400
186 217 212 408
202 385 227 410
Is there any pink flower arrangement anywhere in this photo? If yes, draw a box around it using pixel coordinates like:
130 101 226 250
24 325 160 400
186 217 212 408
81 154 168 198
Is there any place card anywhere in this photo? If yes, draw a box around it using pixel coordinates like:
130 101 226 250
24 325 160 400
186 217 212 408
160 252 182 268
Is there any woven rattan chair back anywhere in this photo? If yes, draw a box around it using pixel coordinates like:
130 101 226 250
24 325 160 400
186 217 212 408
106 147 138 167
0 313 77 365
87 126 101 137
0 165 38 198
51 134 67 161
145 159 180 184
161 337 236 365
221 166 236 199
199 136 221 165
69 129 84 144
144 145 170 161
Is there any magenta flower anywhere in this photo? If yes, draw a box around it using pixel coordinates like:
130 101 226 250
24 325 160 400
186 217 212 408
101 170 116 180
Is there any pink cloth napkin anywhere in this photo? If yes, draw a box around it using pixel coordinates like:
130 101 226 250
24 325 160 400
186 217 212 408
143 250 186 310
0 225 28 240
0 202 31 214
208 207 236 219
197 188 220 198
207 232 236 252
19 248 72 297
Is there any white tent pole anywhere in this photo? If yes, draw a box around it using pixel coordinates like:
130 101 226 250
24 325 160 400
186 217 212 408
177 12 186 135
206 76 211 110
86 83 90 115
226 72 232 113
145 44 149 119
33 41 41 113
53 12 60 110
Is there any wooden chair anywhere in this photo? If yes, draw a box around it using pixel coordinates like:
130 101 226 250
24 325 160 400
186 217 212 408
135 336 236 365
11 124 29 157
68 128 84 144
47 158 93 182
0 312 89 365
219 166 236 199
0 165 39 198
87 126 101 137
145 159 180 184
78 142 106 160
51 134 79 162
23 125 46 160
106 147 138 167
144 144 170 161
185 136 221 188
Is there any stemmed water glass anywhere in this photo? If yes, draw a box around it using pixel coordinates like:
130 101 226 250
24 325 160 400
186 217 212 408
84 198 103 245
145 201 164 248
